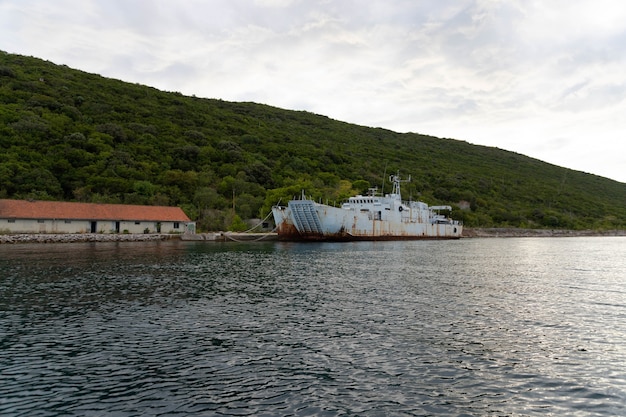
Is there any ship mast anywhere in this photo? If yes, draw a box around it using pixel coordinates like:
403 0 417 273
389 172 411 199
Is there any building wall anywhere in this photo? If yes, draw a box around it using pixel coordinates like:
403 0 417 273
1 219 188 234
1 219 89 233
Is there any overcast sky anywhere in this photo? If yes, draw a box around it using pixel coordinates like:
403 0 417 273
2 0 625 183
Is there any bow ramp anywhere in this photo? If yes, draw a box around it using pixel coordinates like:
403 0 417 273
288 200 323 234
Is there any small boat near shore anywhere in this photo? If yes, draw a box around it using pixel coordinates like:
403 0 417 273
272 173 462 241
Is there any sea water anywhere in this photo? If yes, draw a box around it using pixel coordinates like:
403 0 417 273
1 237 625 416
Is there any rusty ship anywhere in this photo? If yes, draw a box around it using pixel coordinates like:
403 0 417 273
272 173 463 241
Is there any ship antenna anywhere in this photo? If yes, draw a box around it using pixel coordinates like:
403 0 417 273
381 162 388 195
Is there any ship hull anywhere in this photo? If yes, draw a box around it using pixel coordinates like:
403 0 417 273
272 199 462 241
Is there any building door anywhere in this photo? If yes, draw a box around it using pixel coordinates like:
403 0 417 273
90 221 97 233
115 221 120 233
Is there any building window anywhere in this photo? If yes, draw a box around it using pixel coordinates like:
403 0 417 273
37 220 45 223
173 222 180 229
135 221 141 225
8 219 16 223
65 220 72 224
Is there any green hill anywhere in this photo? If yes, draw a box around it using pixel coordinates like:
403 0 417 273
1 51 625 231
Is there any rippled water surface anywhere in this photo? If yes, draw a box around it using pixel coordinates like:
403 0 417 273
1 237 625 416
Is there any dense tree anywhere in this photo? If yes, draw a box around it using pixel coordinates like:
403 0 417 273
1 51 625 231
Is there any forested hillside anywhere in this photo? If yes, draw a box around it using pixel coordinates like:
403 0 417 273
1 51 625 231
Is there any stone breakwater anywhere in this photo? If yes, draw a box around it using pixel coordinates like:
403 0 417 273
0 233 181 244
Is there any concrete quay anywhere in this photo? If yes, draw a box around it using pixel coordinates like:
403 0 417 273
181 232 279 242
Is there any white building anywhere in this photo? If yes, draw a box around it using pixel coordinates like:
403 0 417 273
0 199 193 234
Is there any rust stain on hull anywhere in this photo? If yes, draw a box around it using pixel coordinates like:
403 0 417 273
275 222 300 238
277 231 461 242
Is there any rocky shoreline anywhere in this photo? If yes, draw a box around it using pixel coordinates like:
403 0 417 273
0 233 181 244
0 232 281 244
462 228 626 238
1 229 624 244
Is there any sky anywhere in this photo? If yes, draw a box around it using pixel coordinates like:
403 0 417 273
1 0 625 183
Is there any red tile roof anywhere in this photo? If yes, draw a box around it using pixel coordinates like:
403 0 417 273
0 199 191 222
